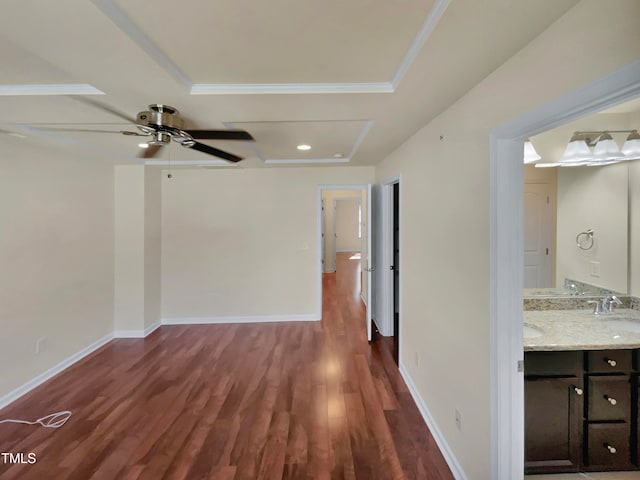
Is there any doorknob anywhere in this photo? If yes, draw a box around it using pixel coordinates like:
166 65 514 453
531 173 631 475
390 265 395 271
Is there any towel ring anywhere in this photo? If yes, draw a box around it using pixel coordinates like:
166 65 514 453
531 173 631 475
576 229 594 250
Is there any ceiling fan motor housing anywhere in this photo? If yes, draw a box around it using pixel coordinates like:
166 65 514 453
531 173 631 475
137 104 184 131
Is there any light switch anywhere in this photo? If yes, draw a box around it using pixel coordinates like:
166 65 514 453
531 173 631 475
590 260 600 277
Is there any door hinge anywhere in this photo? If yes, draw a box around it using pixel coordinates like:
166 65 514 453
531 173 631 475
517 360 525 373
545 247 549 255
546 196 549 204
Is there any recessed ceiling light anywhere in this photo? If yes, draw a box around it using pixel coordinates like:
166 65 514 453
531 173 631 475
138 143 149 148
333 153 344 158
297 144 311 151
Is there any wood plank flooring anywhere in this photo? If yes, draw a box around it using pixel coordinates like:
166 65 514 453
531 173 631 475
0 253 453 479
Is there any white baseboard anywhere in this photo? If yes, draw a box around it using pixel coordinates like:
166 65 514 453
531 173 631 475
399 363 468 480
162 313 321 325
336 249 360 253
360 292 368 306
0 332 114 410
114 320 161 338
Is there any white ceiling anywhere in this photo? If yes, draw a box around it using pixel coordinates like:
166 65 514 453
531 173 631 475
0 0 580 167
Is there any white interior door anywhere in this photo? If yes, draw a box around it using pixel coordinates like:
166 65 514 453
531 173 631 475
366 184 373 341
524 183 553 287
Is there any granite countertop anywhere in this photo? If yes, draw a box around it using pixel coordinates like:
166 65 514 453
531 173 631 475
524 308 640 351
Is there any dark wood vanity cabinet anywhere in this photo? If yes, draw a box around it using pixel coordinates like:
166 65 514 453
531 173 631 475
525 349 638 474
524 351 583 474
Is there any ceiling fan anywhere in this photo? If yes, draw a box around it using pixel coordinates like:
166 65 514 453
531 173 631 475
59 100 254 162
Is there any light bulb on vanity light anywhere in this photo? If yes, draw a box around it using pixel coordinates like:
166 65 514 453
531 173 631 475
523 139 541 164
588 132 624 165
622 130 640 159
558 133 592 165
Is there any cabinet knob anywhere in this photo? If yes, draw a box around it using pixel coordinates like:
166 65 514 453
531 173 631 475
604 395 617 406
605 358 617 367
605 443 617 454
573 386 583 396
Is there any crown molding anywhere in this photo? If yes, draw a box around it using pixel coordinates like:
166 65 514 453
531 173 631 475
191 83 393 95
0 84 104 96
92 0 450 95
265 157 351 164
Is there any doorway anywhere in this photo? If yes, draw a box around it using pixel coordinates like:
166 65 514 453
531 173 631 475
490 62 640 479
318 185 374 340
392 182 400 364
378 176 401 362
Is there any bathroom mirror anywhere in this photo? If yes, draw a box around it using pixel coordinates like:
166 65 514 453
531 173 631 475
523 108 638 298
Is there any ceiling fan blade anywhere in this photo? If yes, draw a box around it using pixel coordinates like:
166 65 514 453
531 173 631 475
138 144 163 159
38 127 146 135
184 129 254 141
70 97 137 124
188 141 243 162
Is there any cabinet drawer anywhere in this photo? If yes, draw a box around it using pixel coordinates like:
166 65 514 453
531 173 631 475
525 351 583 376
587 350 632 373
588 376 631 421
586 423 631 470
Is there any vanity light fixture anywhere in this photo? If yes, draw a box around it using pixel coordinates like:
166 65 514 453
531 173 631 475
523 139 541 164
536 129 640 168
621 130 640 159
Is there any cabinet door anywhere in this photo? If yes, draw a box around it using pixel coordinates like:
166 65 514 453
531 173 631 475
525 376 583 473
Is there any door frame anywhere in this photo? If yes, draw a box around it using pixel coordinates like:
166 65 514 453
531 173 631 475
317 185 369 320
490 61 640 479
378 175 401 338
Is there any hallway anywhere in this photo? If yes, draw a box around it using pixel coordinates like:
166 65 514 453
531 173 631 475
0 253 453 479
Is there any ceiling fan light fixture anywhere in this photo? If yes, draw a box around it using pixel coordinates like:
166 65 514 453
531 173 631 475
523 139 541 164
138 143 149 148
148 131 171 145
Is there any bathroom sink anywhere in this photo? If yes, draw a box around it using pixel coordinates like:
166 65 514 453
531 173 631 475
523 324 544 338
603 319 640 334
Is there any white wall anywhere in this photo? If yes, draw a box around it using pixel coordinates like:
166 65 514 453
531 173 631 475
161 167 374 321
0 139 114 400
373 1 640 478
335 199 361 252
557 163 628 293
114 166 145 332
144 167 162 329
114 166 162 335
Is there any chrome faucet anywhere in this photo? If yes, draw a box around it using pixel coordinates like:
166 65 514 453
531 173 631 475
602 295 622 313
589 295 623 315
588 300 603 315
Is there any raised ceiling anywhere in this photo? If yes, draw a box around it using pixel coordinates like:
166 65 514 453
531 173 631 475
0 0 580 166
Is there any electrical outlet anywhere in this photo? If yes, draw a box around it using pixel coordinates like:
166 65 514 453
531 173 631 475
35 337 47 355
455 408 462 431
590 261 600 278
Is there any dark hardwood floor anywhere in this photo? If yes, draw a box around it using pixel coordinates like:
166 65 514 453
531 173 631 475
0 252 453 479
